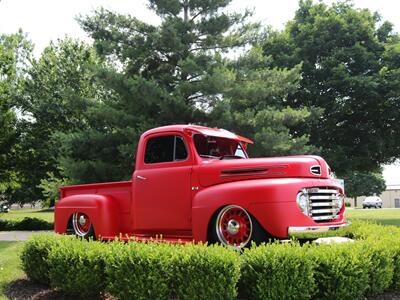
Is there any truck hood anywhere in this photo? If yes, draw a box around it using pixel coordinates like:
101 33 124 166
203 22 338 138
197 155 330 187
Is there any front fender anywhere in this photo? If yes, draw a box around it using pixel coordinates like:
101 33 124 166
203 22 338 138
191 178 343 241
55 194 120 238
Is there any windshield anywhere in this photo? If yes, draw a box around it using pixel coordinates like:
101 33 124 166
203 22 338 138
193 134 248 159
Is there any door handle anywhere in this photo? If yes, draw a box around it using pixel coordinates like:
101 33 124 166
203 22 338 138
136 175 147 180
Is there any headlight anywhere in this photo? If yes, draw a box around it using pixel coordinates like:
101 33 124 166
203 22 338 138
296 190 310 216
332 194 344 211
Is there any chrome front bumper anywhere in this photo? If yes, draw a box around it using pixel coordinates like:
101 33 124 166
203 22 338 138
288 222 350 239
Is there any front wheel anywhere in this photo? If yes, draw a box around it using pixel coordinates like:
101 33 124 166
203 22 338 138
72 212 95 239
211 205 265 249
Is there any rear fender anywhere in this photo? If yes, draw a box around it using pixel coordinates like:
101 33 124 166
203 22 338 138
55 194 119 238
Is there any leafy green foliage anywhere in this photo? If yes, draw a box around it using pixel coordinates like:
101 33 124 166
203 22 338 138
37 172 69 207
106 241 240 300
343 171 386 206
20 234 63 284
56 0 259 184
12 38 103 202
362 242 394 295
47 238 108 298
211 47 321 157
0 217 53 231
262 0 400 174
20 222 400 299
0 31 31 197
311 242 369 299
240 242 317 300
169 243 240 300
106 242 172 300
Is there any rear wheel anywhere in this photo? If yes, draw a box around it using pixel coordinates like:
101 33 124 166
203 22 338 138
72 212 95 239
211 205 265 249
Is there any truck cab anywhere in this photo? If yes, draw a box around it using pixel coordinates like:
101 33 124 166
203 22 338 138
55 125 348 248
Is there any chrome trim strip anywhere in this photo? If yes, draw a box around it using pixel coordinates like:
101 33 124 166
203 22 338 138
311 202 333 207
309 195 340 200
312 215 334 221
312 189 339 194
312 208 338 214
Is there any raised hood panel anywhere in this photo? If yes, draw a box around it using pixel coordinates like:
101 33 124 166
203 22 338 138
197 155 329 187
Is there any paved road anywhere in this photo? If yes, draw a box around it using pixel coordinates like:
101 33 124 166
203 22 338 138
0 231 54 241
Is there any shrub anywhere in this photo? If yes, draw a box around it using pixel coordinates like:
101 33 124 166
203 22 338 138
106 241 240 300
20 234 64 284
19 222 400 299
47 238 108 298
391 239 400 289
0 217 53 231
361 240 394 295
169 243 240 300
311 242 369 300
106 242 175 300
240 242 317 300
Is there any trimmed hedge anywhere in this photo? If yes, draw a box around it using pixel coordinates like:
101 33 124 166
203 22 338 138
20 234 64 284
47 238 108 297
0 217 53 231
311 242 369 299
240 243 317 300
20 221 400 300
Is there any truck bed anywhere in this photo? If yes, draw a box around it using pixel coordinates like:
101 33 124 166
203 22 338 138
60 181 133 232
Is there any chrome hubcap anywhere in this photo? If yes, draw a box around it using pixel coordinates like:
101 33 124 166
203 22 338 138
227 219 240 235
79 215 87 226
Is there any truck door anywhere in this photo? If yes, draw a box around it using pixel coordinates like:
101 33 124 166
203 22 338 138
133 133 192 232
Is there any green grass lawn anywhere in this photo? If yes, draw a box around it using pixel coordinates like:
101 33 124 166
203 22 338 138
346 208 400 226
0 209 54 223
0 242 24 300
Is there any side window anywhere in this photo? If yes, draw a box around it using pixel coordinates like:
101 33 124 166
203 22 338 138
234 144 247 158
174 136 188 161
145 135 188 164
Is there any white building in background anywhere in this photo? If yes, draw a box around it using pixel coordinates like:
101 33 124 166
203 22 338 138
346 185 400 208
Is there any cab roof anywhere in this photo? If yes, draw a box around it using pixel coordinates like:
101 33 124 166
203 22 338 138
142 124 253 144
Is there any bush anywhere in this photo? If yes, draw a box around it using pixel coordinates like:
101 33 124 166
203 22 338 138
0 217 53 231
169 243 240 300
106 242 173 300
106 241 240 300
240 242 317 300
47 238 107 298
311 242 369 299
391 240 400 290
19 222 400 299
20 234 64 284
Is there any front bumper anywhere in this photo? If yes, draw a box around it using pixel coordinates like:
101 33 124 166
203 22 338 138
288 222 350 239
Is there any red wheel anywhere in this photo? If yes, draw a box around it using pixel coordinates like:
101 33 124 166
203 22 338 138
72 212 94 238
215 205 253 248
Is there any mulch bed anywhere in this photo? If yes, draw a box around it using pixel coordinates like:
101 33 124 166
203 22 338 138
3 278 115 300
4 278 400 300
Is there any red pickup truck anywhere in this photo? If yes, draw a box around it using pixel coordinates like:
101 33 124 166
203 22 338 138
55 124 348 248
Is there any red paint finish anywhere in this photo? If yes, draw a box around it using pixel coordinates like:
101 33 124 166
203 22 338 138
55 125 348 245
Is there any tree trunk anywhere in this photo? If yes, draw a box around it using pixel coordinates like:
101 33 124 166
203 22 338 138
354 197 358 208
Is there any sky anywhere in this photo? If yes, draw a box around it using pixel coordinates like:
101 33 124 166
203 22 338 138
0 0 399 185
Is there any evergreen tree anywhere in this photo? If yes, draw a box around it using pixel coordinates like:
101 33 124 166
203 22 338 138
59 0 259 183
211 46 321 157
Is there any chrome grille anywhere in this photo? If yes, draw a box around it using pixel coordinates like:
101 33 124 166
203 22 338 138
306 187 342 223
